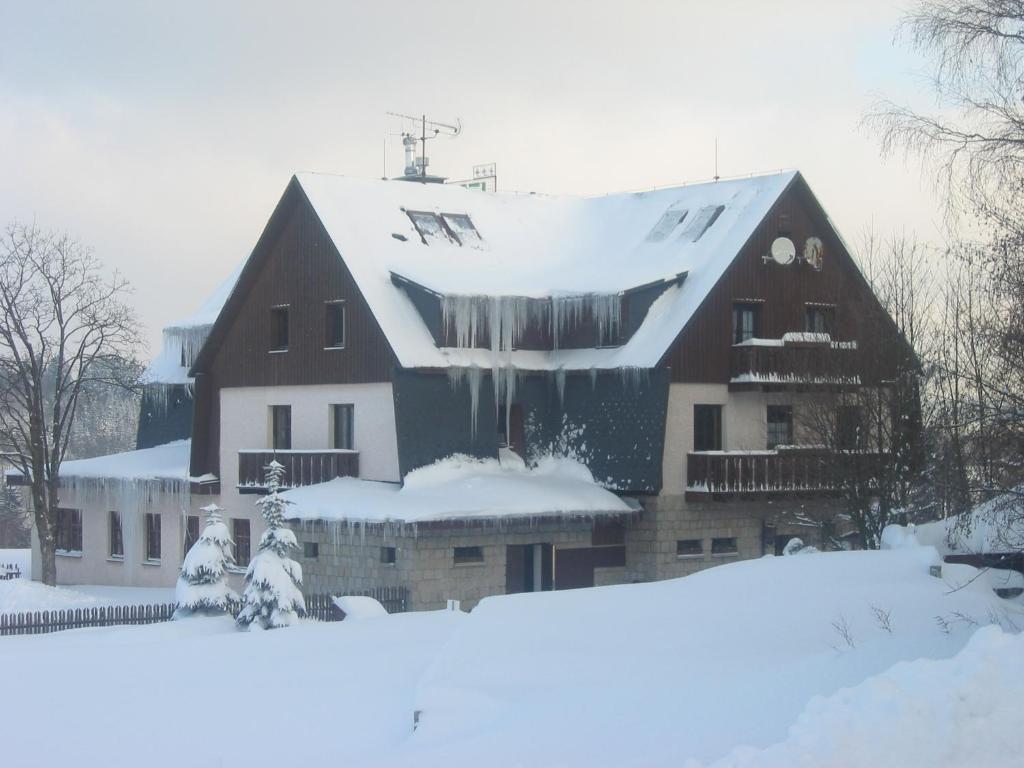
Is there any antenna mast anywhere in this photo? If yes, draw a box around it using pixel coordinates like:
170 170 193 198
386 111 461 179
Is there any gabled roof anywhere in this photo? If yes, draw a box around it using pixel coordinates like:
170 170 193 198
294 170 798 370
195 170 800 373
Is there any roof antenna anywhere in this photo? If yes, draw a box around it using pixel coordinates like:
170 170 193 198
386 111 461 182
714 137 720 182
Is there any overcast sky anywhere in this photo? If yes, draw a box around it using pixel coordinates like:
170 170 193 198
0 0 941 354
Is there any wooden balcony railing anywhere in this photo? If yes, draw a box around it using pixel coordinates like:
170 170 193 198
730 338 859 389
237 450 359 493
686 448 887 498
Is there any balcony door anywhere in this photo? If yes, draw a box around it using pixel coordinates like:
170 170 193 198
270 405 291 450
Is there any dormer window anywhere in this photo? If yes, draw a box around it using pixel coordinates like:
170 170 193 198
683 205 725 242
441 213 482 245
407 211 456 245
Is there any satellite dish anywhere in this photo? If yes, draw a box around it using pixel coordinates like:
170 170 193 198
770 237 796 265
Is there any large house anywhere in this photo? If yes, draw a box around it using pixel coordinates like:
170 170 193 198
14 169 910 608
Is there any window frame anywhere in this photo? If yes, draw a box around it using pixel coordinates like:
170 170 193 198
406 210 458 245
55 507 83 555
836 405 866 451
331 403 354 451
270 405 292 450
766 405 794 450
711 536 739 556
693 404 723 452
303 541 319 560
676 539 704 558
453 545 484 566
380 545 397 566
440 212 482 245
232 518 251 568
269 304 290 352
805 304 836 336
144 512 161 563
109 510 124 560
324 299 346 350
731 302 762 345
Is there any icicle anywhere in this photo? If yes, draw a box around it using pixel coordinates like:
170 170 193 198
618 366 651 392
589 367 598 389
554 367 567 407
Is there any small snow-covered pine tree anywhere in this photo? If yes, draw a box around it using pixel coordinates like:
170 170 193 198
236 461 306 629
174 503 240 618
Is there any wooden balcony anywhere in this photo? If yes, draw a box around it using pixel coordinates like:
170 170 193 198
730 337 859 390
237 450 359 494
686 448 887 499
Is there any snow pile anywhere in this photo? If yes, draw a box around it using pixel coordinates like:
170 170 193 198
0 579 101 613
332 595 388 620
283 454 633 524
402 550 1020 766
700 626 1024 768
2 549 1021 767
911 491 1024 555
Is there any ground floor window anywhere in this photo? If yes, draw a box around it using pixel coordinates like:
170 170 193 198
144 513 161 562
454 545 484 565
109 511 123 559
380 545 396 565
303 541 319 559
711 536 738 555
232 519 251 567
184 515 200 558
676 539 703 557
55 508 82 554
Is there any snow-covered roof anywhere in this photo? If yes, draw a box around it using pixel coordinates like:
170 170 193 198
295 170 797 370
56 440 192 483
144 266 242 385
282 454 635 525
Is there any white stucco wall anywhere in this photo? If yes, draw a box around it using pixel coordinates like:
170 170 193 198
661 384 823 495
218 383 400 489
30 483 197 588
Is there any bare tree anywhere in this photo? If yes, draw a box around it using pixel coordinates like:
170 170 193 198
868 0 1024 217
0 224 140 585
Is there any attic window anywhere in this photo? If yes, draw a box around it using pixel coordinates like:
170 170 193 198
682 205 725 242
646 204 688 242
407 211 456 246
442 213 482 245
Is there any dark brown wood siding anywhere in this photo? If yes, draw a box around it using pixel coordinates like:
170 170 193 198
662 178 905 383
190 181 396 476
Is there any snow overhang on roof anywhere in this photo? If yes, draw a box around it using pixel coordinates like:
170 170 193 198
281 454 638 526
294 169 798 371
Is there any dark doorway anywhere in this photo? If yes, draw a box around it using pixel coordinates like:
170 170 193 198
505 543 553 593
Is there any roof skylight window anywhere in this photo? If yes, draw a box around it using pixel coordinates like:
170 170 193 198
646 204 688 243
682 204 725 242
442 213 482 245
407 211 457 245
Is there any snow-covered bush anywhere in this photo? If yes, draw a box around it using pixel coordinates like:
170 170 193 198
236 461 306 629
782 537 819 556
174 503 239 618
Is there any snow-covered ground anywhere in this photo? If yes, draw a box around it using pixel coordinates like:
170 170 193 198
0 550 174 612
1 548 1021 767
